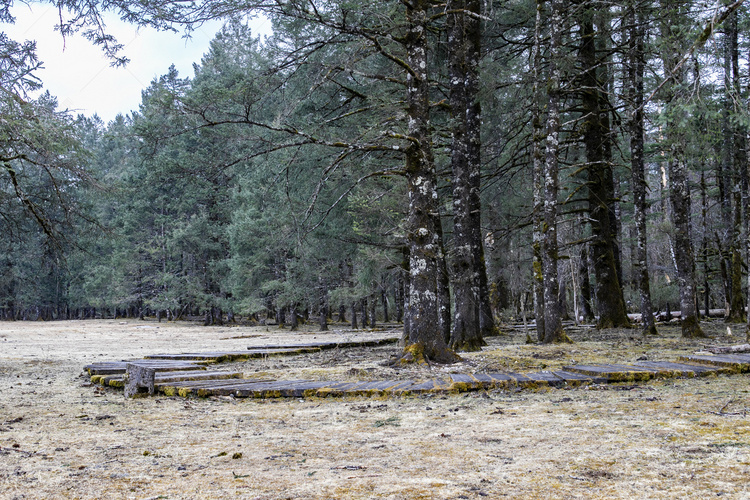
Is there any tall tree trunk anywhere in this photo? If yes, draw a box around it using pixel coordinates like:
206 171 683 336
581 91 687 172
727 11 746 323
396 255 405 323
719 16 734 316
319 277 328 331
532 0 546 341
627 1 657 335
447 0 485 351
659 0 704 338
579 3 630 328
467 0 496 340
579 243 594 322
700 171 711 317
746 45 750 339
351 301 358 329
289 304 299 331
360 298 368 328
541 0 571 344
381 287 390 323
369 294 377 328
401 0 458 363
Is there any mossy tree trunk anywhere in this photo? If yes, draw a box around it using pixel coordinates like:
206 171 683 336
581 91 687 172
447 0 486 352
659 0 704 338
401 0 459 363
626 1 657 335
531 0 546 342
541 0 571 344
579 4 630 329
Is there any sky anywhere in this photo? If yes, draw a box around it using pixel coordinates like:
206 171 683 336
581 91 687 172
2 4 271 123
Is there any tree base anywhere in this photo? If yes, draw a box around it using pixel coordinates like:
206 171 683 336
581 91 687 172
392 342 461 365
596 317 632 329
725 314 747 324
641 324 658 336
449 337 487 353
542 329 573 344
681 315 707 338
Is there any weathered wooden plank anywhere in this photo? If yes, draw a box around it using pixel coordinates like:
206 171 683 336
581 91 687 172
633 361 726 377
274 381 335 398
248 338 399 352
448 374 482 391
524 372 568 388
711 352 750 362
165 379 294 397
406 379 452 392
551 370 602 385
155 370 244 383
562 364 656 382
315 381 371 397
504 372 535 385
470 373 501 388
86 360 204 375
679 354 750 373
482 373 515 388
704 344 750 354
99 374 126 387
341 380 406 395
387 380 420 394
85 362 130 375
124 363 156 398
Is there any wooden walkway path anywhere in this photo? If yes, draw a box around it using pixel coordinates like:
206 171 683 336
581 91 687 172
83 341 750 399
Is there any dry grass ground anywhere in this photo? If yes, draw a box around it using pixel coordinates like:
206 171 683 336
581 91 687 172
1 319 749 499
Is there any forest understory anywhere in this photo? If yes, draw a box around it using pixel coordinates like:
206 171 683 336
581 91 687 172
1 319 749 499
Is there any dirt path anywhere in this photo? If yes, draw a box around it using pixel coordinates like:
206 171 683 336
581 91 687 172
1 319 749 499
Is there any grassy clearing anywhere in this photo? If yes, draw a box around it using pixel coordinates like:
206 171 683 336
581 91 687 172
0 319 748 499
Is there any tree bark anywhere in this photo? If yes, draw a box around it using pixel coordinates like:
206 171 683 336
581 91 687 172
401 0 458 363
659 0 704 338
381 287 389 323
447 0 486 351
289 304 299 331
350 301 358 329
541 0 571 344
579 243 594 322
360 298 368 328
727 11 746 323
627 1 657 335
578 4 630 329
531 0 546 342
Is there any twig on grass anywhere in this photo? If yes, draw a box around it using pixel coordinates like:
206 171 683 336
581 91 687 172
708 398 748 416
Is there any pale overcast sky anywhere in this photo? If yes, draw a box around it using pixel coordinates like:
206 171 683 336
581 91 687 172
2 4 271 123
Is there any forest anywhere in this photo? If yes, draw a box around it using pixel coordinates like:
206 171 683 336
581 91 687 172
1 0 750 362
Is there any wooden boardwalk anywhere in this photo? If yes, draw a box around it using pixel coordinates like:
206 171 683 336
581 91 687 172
83 343 750 399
